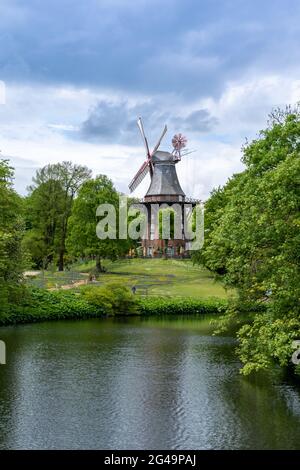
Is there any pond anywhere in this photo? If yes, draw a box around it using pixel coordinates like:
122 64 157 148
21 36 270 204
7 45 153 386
0 316 300 449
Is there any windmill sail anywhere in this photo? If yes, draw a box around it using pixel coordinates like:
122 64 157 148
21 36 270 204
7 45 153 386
151 125 167 156
128 118 167 193
129 161 150 193
137 117 151 159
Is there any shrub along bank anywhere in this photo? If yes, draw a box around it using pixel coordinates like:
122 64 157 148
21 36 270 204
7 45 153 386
0 284 227 326
0 288 103 326
137 297 227 316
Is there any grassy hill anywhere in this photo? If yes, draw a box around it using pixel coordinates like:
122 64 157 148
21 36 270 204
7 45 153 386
73 258 231 300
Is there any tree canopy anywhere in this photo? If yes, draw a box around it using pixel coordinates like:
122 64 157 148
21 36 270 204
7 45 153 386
67 175 132 272
24 161 91 270
193 108 300 374
0 159 25 311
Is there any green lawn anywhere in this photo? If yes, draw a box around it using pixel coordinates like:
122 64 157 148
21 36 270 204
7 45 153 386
74 258 232 300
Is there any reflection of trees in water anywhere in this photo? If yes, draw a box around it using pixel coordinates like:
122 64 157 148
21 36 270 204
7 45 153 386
1 319 300 449
0 327 32 449
106 323 191 449
220 367 300 449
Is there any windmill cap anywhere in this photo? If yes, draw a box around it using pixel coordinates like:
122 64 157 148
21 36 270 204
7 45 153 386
151 150 175 162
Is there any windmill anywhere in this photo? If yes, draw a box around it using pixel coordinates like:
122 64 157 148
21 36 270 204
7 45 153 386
128 118 199 257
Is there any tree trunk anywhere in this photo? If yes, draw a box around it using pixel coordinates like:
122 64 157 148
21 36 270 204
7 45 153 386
95 255 103 273
58 250 64 271
58 195 72 272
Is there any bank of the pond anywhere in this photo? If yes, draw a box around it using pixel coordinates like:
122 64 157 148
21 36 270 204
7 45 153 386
0 288 227 326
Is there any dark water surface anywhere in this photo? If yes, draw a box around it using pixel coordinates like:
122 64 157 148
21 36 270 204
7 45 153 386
0 316 300 449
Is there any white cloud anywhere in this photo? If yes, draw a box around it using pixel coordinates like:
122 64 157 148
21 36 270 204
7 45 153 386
48 124 79 131
2 73 300 198
206 74 300 139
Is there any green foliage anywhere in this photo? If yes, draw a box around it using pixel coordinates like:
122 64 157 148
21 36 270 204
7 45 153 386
24 161 91 270
138 297 227 316
0 159 26 311
191 176 243 274
23 179 66 268
0 284 227 326
193 107 300 374
237 308 300 375
67 175 133 271
82 282 138 315
0 288 103 326
210 299 266 337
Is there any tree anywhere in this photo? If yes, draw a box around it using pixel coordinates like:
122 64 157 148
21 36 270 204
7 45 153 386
0 159 25 311
194 108 300 374
67 175 132 272
191 174 243 274
23 179 66 268
25 161 91 270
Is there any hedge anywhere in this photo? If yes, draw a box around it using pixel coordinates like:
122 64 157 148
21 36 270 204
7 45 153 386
0 288 104 326
0 288 227 326
137 297 227 316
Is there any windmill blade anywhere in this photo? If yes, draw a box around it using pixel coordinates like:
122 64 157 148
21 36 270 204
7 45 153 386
151 125 167 156
128 161 150 193
137 117 151 159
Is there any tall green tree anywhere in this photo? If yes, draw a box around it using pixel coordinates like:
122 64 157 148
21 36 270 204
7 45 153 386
67 175 131 272
24 161 91 270
192 175 242 274
0 159 25 310
24 179 65 268
195 107 300 374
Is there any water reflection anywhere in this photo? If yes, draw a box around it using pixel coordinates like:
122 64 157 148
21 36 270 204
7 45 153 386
0 316 300 449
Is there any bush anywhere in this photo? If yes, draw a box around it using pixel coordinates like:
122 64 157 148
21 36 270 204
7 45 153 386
0 287 103 326
138 297 227 316
82 282 138 315
0 286 227 326
237 307 300 375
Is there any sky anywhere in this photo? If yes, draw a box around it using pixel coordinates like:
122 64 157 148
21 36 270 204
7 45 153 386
1 0 300 199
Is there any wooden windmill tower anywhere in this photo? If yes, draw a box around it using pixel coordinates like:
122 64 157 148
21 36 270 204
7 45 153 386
129 118 198 257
